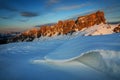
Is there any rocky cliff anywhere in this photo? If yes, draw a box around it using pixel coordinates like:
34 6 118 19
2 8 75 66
9 11 106 42
113 24 120 33
37 11 106 37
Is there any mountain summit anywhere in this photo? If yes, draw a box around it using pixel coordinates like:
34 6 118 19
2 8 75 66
8 11 119 43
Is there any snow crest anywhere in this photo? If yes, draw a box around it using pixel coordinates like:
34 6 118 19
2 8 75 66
45 33 120 60
32 33 120 79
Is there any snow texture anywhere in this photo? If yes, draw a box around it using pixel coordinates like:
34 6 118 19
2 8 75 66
0 24 120 80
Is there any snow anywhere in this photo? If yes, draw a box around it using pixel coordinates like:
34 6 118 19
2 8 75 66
0 24 120 80
45 33 120 60
33 23 118 42
82 23 117 36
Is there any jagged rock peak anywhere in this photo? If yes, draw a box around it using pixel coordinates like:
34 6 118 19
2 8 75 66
10 11 106 42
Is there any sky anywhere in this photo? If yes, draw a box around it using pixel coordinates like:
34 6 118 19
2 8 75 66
0 0 120 33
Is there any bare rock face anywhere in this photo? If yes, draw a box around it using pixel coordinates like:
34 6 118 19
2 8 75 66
10 11 106 42
113 24 120 33
75 11 106 30
40 11 106 36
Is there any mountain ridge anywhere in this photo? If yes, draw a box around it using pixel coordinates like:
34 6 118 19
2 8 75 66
7 11 119 43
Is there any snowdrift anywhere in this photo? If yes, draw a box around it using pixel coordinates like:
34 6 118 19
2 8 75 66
0 33 120 80
39 33 120 78
45 33 120 60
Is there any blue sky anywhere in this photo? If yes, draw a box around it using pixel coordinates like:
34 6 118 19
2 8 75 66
0 0 120 32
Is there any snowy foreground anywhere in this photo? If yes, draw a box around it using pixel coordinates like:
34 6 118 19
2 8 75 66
0 29 120 80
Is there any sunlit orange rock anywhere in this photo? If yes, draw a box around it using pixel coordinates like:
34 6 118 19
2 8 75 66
75 11 106 30
39 11 106 37
11 11 106 42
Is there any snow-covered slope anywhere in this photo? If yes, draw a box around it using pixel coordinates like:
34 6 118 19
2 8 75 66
33 23 118 42
45 33 120 60
0 33 120 80
44 33 120 78
80 23 117 36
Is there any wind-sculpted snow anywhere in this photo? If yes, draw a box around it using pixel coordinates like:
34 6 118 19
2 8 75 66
45 33 120 60
42 33 120 79
73 50 120 78
34 50 120 79
0 33 120 80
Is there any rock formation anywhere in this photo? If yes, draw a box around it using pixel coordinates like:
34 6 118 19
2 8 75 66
36 11 106 37
75 11 106 29
113 24 120 33
9 11 106 42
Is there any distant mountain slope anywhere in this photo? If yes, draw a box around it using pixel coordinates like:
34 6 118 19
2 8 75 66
5 11 120 44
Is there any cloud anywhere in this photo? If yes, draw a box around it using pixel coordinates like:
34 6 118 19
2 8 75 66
0 16 10 19
0 27 27 33
18 19 29 22
46 0 59 7
55 3 88 11
107 21 120 24
67 9 96 20
48 0 59 4
0 15 14 19
0 16 30 22
20 12 39 17
103 4 120 13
